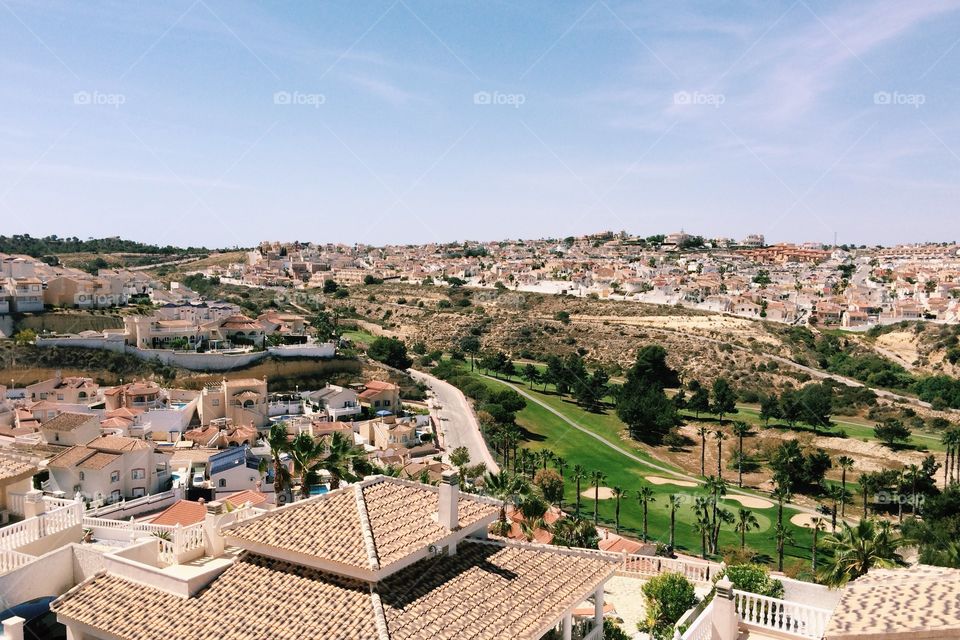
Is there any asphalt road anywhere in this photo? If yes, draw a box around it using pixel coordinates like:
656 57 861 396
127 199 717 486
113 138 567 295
409 368 500 474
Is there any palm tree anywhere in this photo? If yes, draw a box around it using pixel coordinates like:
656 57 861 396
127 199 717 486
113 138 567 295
553 456 567 478
536 449 554 472
317 431 365 490
611 486 626 534
826 485 845 532
288 432 326 500
590 470 607 526
714 429 728 480
697 425 709 476
905 463 921 516
775 521 794 573
735 508 760 550
771 482 793 572
732 421 750 487
860 472 880 516
552 517 600 548
637 486 656 542
572 465 587 518
518 494 551 541
837 456 854 518
942 430 959 487
484 470 526 535
704 475 727 553
266 422 291 502
693 497 712 559
811 518 826 572
817 520 906 587
668 494 682 550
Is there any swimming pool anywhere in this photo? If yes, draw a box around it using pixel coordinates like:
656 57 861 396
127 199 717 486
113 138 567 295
309 485 329 496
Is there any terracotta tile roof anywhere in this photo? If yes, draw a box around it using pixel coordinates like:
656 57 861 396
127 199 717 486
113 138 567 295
52 542 617 640
223 489 267 509
76 452 121 470
825 565 960 639
48 446 97 469
41 411 97 432
364 380 397 391
226 477 500 572
51 554 379 640
151 500 207 526
87 435 152 452
0 455 36 483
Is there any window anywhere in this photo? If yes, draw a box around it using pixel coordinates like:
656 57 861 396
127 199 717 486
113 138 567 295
243 400 254 409
131 487 145 498
79 471 84 481
57 394 64 401
218 479 226 488
110 490 121 502
110 471 120 483
374 400 381 407
383 400 391 407
132 468 145 480
212 399 220 406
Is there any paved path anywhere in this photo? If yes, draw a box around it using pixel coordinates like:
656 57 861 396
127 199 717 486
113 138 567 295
482 374 834 520
409 369 499 474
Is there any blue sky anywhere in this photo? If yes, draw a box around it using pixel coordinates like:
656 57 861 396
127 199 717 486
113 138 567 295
1 0 959 248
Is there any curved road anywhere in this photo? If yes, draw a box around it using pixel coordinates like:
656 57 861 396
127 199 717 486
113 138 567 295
481 374 839 521
409 369 500 474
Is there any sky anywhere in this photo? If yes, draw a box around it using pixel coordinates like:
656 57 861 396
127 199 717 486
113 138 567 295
1 0 959 249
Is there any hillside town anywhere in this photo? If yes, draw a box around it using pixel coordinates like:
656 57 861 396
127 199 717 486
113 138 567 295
200 234 960 328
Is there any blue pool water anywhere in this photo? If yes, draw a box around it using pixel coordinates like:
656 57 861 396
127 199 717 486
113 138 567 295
309 485 329 496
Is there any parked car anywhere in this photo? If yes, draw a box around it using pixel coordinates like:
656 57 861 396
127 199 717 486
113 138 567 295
1 596 67 639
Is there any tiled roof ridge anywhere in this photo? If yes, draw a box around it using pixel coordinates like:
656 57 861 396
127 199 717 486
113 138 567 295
369 588 392 640
363 474 502 507
467 535 624 563
355 483 381 571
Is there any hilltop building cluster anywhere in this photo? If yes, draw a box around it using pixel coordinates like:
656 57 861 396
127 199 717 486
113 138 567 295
197 234 960 329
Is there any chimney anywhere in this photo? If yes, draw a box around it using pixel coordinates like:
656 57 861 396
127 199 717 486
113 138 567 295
2 616 25 640
438 470 459 532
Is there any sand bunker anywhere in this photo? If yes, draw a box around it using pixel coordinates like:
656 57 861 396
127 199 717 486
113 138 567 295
790 513 828 528
724 495 774 509
644 475 698 488
581 487 615 499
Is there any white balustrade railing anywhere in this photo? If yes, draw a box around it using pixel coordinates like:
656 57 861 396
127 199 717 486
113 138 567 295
734 590 833 639
0 549 33 575
679 601 715 640
176 522 205 554
157 537 175 565
7 492 26 517
620 554 720 583
0 518 41 551
43 496 76 509
0 501 82 550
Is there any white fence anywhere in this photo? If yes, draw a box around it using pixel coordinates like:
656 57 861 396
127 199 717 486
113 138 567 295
85 488 180 518
0 549 33 575
620 554 722 584
0 501 82 551
83 516 205 566
734 589 833 639
7 492 25 517
679 600 715 640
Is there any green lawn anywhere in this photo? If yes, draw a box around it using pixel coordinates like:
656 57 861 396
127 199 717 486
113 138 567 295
458 368 816 566
341 328 377 346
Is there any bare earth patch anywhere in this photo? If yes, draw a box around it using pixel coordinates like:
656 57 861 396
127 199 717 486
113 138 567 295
724 495 774 509
644 475 698 488
581 487 615 499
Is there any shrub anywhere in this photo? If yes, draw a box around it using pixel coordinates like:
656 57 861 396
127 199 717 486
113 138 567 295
640 572 697 637
717 564 784 598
